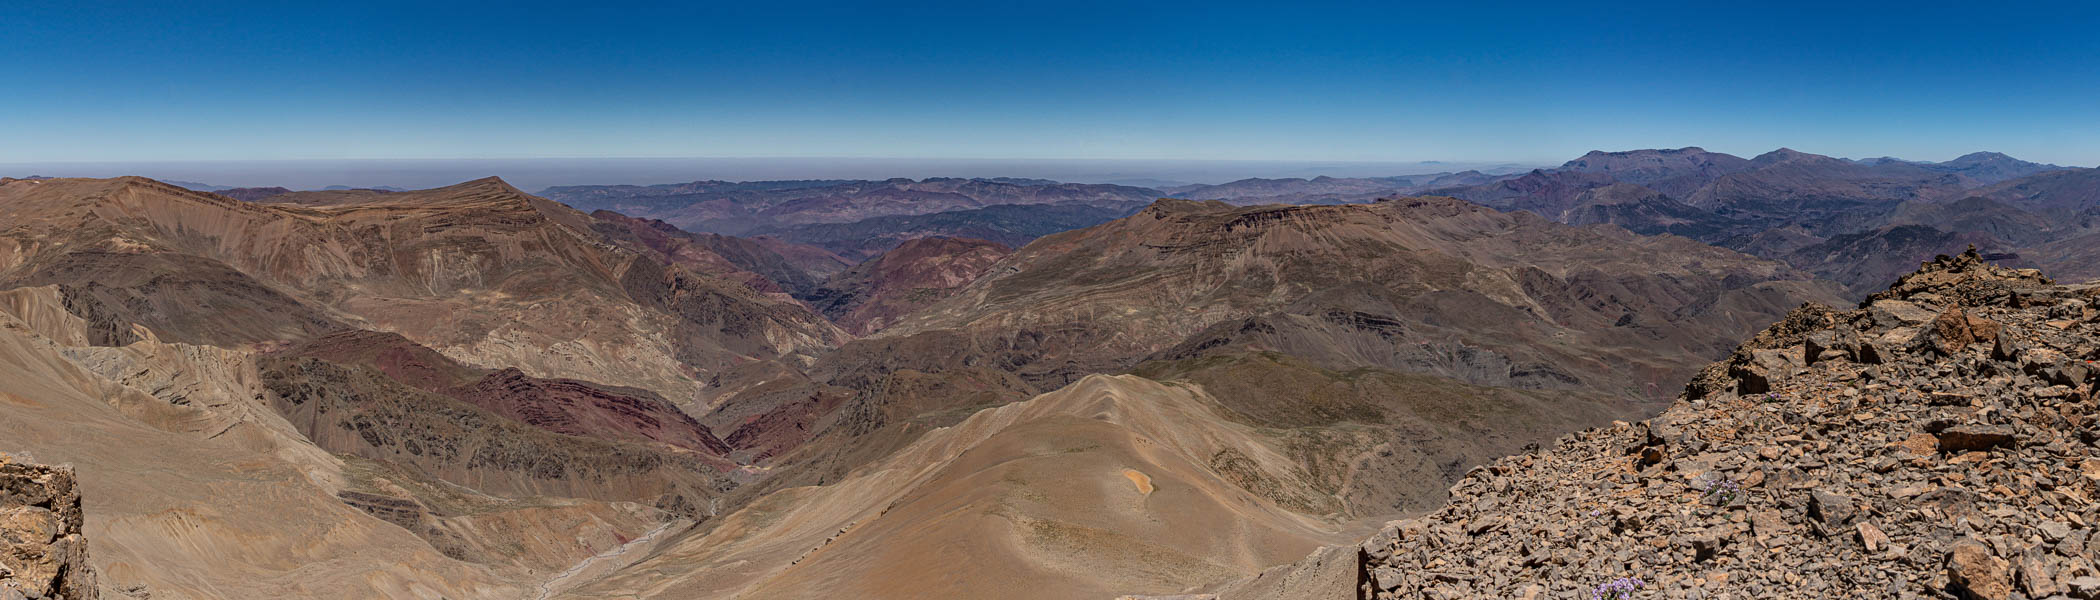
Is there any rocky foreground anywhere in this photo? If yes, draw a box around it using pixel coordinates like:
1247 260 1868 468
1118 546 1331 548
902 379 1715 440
0 453 96 600
1349 249 2097 599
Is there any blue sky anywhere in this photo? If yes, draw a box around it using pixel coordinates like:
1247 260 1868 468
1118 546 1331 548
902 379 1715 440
5 1 2099 166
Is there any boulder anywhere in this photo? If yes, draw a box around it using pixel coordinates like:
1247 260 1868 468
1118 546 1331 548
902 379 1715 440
1936 425 2018 452
1946 540 2011 600
1806 490 1857 530
1913 307 2002 355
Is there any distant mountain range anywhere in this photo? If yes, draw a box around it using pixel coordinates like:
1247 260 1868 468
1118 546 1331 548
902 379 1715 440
1420 147 2088 297
3 145 2096 599
538 177 1162 258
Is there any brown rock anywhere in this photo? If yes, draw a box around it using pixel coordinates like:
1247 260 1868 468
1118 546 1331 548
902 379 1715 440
1749 509 1790 539
1638 446 1664 467
0 507 58 545
1855 521 1888 553
2066 576 2100 599
1946 540 2012 600
1916 307 2002 355
1892 433 1939 457
1807 489 1857 530
1871 299 1939 325
1936 425 2018 452
0 455 96 600
2017 555 2060 598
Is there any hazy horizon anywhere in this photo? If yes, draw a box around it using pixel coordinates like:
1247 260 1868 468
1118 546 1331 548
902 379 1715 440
7 145 2084 192
8 2 2099 167
1 156 1548 191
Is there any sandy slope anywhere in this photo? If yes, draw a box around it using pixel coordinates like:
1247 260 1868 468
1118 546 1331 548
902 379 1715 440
560 375 1371 600
0 286 672 599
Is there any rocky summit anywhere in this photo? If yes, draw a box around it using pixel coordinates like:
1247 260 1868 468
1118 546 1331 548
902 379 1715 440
1332 249 2098 599
0 453 97 600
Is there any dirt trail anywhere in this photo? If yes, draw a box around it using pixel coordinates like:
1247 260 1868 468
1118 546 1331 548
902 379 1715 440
533 519 688 600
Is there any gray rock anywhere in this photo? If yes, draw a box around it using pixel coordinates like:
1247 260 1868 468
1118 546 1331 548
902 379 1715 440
1807 490 1857 530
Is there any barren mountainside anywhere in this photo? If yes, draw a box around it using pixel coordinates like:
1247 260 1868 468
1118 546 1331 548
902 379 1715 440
2 163 2092 600
1151 250 2100 599
882 196 1839 395
0 176 848 404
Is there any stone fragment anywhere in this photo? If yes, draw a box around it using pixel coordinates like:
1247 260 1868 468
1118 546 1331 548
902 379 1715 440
1936 425 2018 452
1637 446 1664 467
1915 307 2002 355
1854 521 1888 553
2017 556 2060 598
1925 392 1970 406
1946 540 2012 600
1872 299 1939 325
1991 330 2024 362
1807 490 1857 530
1686 531 1724 562
2038 520 2071 542
0 508 58 545
1804 329 1859 364
1372 566 1404 592
2069 576 2100 600
1735 348 1800 394
1892 433 1939 457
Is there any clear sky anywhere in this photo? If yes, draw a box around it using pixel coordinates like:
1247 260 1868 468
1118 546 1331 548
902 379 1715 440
5 1 2098 166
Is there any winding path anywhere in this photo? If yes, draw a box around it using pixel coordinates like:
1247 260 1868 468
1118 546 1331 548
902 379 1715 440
532 519 686 600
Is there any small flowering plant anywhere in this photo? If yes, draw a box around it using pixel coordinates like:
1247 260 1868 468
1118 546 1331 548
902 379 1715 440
1696 473 1742 507
1592 576 1644 600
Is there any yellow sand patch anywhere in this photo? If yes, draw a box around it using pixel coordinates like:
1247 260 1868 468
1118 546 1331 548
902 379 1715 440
1120 469 1153 496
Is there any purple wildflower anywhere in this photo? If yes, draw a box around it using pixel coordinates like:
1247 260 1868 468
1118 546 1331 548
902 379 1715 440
1592 576 1644 600
1698 474 1742 506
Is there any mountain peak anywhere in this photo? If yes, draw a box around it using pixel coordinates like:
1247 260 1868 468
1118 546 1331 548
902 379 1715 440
1749 147 1838 165
1949 151 2013 163
441 175 523 193
1139 197 1235 217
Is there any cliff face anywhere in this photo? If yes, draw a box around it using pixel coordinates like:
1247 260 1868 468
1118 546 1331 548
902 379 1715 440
0 453 97 600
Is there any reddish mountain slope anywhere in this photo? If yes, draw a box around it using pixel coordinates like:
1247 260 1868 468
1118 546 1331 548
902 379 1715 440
0 176 847 401
285 329 732 455
805 236 1012 335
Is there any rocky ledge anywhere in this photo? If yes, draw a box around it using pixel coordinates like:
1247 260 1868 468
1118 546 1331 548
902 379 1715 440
1350 248 2097 599
0 453 97 600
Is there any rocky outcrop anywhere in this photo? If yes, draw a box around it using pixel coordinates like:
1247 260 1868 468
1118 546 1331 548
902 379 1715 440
0 454 96 600
1339 250 2097 598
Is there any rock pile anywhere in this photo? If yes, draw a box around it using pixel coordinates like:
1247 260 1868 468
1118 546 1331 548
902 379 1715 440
1359 249 2099 599
0 453 97 600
